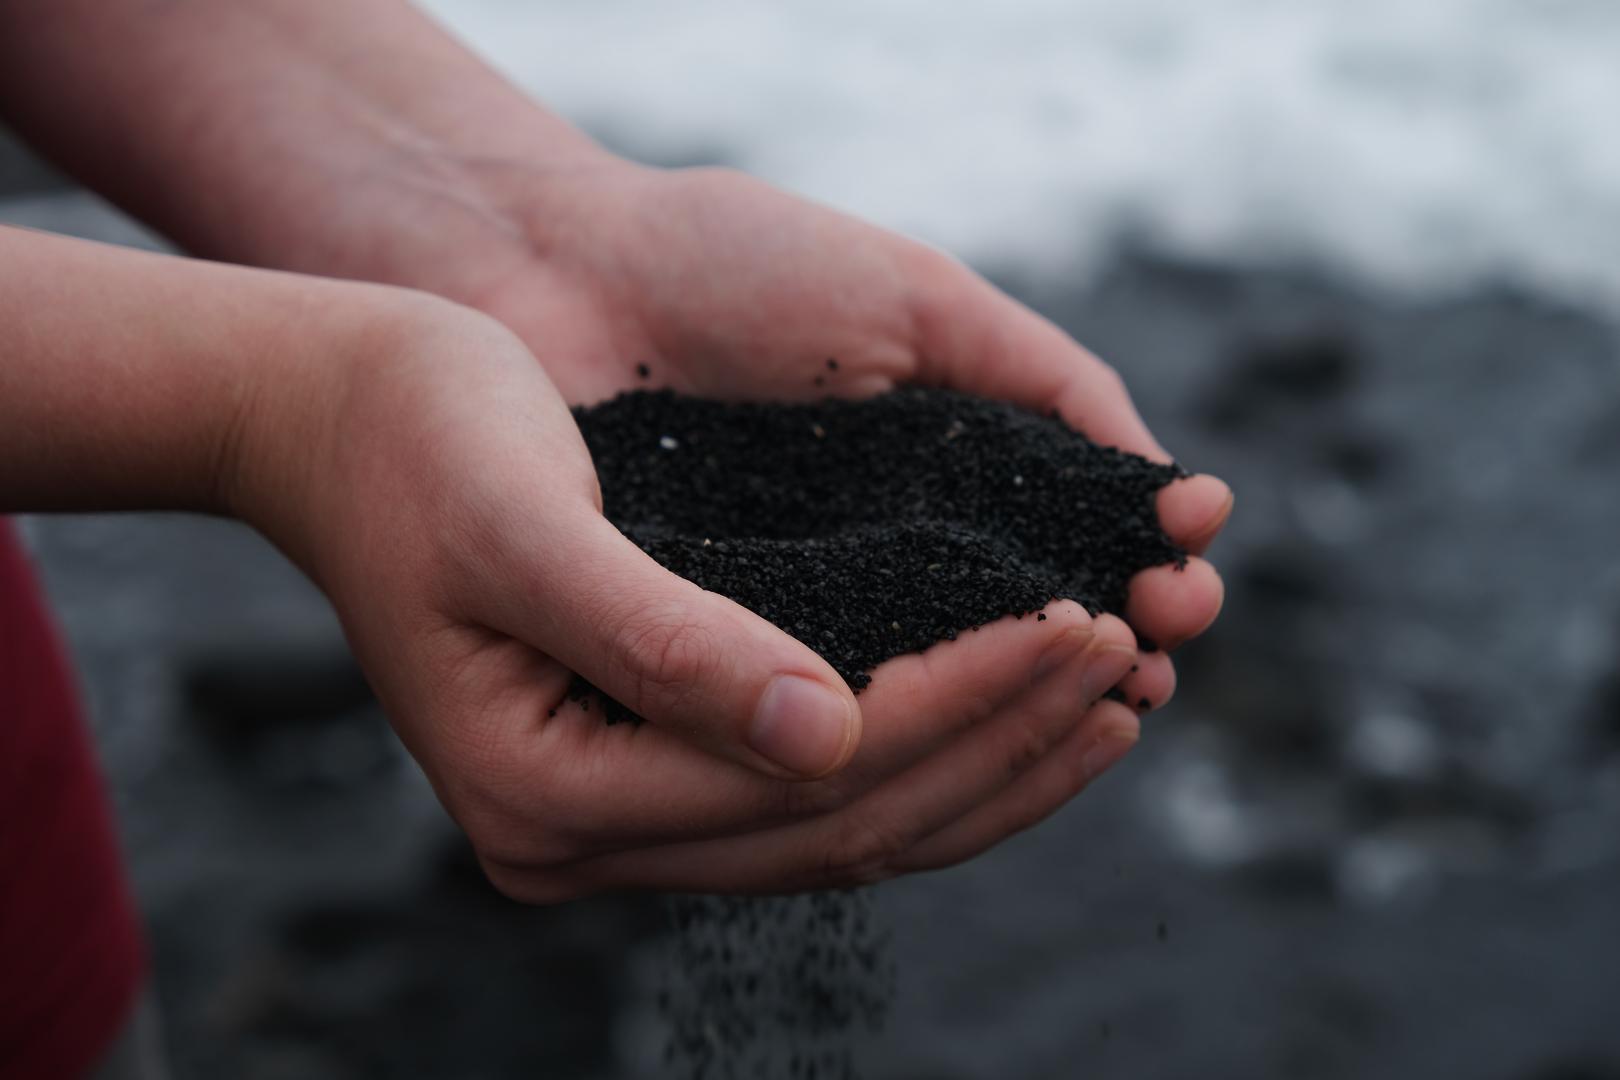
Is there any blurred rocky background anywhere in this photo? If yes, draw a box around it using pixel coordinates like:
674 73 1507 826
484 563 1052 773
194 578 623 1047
5 2 1620 1077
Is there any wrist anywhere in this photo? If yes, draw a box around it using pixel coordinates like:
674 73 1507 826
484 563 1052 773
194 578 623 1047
0 230 364 518
221 280 532 582
219 280 430 546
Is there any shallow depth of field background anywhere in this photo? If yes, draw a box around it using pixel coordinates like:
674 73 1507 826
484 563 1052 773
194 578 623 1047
4 2 1620 1077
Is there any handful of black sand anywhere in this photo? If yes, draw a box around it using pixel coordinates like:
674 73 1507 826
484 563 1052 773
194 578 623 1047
571 387 1185 1079
575 386 1185 711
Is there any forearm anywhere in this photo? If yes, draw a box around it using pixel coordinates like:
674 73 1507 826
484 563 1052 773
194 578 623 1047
0 0 605 301
0 225 362 517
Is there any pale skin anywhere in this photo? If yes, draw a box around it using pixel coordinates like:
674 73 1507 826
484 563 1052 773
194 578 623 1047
0 1 1229 898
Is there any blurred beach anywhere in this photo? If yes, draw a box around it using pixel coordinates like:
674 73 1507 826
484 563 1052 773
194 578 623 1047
4 2 1620 1077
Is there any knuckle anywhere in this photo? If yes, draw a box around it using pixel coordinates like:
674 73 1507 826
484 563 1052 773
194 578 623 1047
1004 719 1056 779
820 811 911 886
779 777 850 822
451 774 585 870
465 817 579 872
445 769 585 870
613 603 724 711
479 859 582 906
443 712 644 877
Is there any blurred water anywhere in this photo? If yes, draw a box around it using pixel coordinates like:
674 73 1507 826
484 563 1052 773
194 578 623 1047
424 0 1620 311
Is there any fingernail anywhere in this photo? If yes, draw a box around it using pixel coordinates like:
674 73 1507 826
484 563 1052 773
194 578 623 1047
1080 727 1139 779
750 675 856 778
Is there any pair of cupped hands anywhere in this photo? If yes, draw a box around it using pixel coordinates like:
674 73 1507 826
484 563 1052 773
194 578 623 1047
242 160 1229 901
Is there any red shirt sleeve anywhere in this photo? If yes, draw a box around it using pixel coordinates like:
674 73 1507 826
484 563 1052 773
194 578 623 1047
0 520 146 1079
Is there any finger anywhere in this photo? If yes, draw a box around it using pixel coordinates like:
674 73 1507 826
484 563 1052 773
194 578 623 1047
1116 649 1176 713
463 604 1111 865
552 619 1138 894
905 252 1167 461
1158 474 1234 557
416 621 847 862
902 252 1237 564
483 697 807 852
838 601 1099 782
495 513 861 780
1124 556 1225 652
894 700 1141 873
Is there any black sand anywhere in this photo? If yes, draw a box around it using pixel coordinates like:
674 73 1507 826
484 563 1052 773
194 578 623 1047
572 386 1185 717
571 386 1186 1078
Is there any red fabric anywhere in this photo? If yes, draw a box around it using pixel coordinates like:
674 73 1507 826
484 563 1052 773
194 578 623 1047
0 520 145 1079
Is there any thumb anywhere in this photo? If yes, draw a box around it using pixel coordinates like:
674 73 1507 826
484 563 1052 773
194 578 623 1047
526 515 862 780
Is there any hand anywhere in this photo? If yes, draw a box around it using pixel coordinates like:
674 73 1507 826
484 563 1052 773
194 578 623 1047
467 162 1230 706
0 0 1226 894
234 295 1146 897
